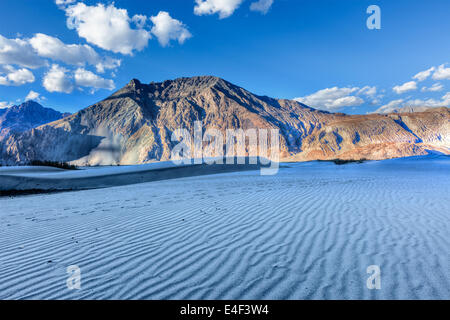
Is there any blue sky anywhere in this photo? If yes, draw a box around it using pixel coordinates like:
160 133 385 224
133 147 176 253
0 0 449 114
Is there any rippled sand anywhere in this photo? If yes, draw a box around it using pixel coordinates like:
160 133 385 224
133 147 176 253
0 156 449 299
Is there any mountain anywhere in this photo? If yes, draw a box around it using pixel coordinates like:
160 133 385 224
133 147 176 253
1 76 449 165
0 101 68 140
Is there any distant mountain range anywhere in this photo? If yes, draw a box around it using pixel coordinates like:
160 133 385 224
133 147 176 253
1 76 449 165
0 101 69 141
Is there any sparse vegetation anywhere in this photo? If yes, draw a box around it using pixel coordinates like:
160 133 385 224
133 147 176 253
332 159 367 165
318 159 368 165
30 160 78 170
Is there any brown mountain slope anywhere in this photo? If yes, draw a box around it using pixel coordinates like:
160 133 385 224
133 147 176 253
1 76 449 165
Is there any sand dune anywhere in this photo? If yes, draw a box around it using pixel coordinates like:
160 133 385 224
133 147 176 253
0 155 449 299
0 159 266 194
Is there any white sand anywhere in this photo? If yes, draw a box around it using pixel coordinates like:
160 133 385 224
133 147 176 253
0 155 449 299
0 160 263 193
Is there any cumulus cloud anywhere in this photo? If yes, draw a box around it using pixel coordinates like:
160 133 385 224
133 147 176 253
393 81 417 94
30 33 98 66
150 12 192 47
0 65 35 86
413 67 435 82
295 87 365 111
432 64 450 80
74 68 115 91
95 57 122 74
64 3 152 55
25 90 43 101
43 64 74 93
194 0 244 19
29 33 121 73
250 0 274 14
1 32 121 79
373 99 404 114
0 34 45 69
358 86 377 97
421 83 443 92
42 64 115 94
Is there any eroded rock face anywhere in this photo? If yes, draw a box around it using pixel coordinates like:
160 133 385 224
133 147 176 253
1 76 449 165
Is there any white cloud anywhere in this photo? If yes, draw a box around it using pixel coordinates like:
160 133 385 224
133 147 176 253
0 65 35 86
55 0 75 6
405 92 450 107
442 92 450 104
413 67 435 82
250 0 274 14
421 83 443 92
330 96 364 109
74 68 115 91
0 101 12 109
43 64 74 93
30 33 98 66
64 3 152 55
25 90 41 101
404 98 442 108
358 86 377 97
0 34 45 69
393 81 417 94
43 65 115 93
432 64 450 80
295 87 365 111
150 12 192 47
194 0 244 19
95 57 122 74
374 93 450 113
132 14 147 29
373 99 404 113
30 33 121 73
1 32 121 77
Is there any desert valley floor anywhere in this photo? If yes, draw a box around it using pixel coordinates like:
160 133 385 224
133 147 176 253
0 155 449 299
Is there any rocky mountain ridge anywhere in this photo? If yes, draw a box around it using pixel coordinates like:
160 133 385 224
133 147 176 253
1 76 449 165
0 101 68 141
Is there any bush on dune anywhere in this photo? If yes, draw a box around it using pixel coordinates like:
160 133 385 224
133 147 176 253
30 160 78 170
332 159 367 165
317 158 368 165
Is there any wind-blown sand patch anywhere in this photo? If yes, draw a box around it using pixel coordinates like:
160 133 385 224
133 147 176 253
0 155 449 299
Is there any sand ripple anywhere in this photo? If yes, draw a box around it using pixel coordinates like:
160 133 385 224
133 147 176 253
0 157 449 299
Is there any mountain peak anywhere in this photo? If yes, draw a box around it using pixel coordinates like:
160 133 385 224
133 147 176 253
124 76 229 92
170 75 229 89
0 101 66 140
112 76 235 101
127 78 143 90
11 100 43 110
